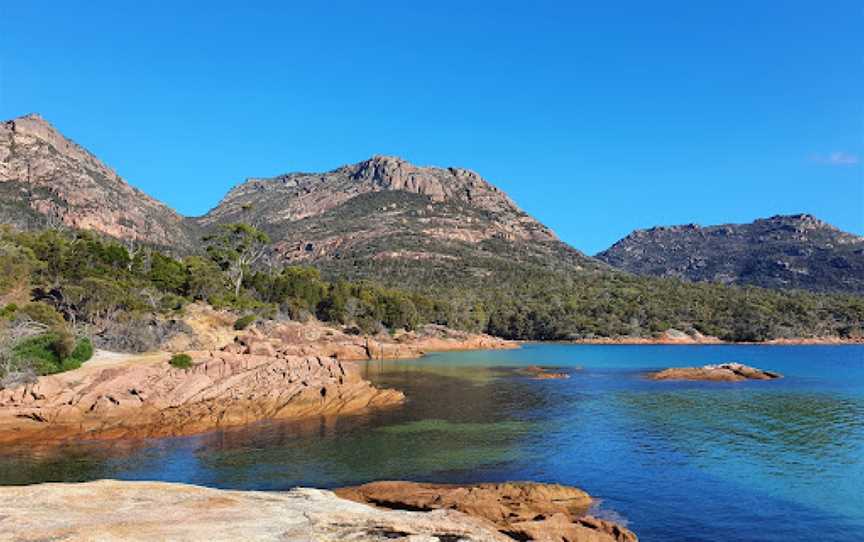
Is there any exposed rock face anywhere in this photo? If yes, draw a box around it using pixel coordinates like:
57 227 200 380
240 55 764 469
0 480 513 541
198 154 604 290
597 215 864 295
200 155 556 242
0 350 403 444
336 481 638 542
0 114 197 248
649 363 782 382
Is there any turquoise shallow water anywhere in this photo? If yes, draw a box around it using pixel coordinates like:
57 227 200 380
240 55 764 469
1 344 862 541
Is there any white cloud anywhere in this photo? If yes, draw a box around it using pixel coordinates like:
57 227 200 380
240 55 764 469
809 151 860 166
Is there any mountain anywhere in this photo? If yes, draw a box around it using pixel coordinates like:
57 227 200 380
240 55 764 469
597 215 864 295
0 114 197 249
198 155 606 290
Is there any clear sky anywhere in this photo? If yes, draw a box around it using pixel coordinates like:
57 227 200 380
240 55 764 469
1 1 861 254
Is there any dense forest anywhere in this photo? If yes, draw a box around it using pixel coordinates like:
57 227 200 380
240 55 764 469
1 224 862 383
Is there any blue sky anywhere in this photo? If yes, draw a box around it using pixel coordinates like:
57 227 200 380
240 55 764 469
1 1 861 254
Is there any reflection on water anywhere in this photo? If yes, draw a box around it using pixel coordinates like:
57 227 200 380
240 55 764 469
0 344 862 542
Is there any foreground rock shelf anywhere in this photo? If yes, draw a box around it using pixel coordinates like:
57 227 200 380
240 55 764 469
649 363 782 382
0 480 637 542
0 350 403 445
337 481 637 542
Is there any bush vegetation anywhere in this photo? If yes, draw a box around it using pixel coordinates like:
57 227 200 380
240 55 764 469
233 315 256 330
11 332 93 375
0 224 861 353
168 353 193 369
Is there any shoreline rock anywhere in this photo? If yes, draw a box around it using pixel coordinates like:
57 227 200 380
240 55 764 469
649 363 782 382
336 481 637 542
0 350 403 445
224 321 518 361
0 480 515 541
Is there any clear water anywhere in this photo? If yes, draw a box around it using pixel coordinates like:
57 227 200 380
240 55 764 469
1 344 862 541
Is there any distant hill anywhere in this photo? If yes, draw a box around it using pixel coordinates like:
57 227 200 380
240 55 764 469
597 215 864 295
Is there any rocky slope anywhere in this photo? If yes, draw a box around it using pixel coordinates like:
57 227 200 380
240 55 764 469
597 214 864 295
0 348 403 444
0 114 605 292
0 480 509 542
198 154 605 289
0 114 197 249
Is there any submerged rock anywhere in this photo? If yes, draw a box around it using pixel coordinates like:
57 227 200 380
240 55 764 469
649 362 782 382
516 365 571 379
336 481 637 542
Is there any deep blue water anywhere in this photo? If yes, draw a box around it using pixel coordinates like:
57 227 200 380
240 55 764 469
1 344 862 541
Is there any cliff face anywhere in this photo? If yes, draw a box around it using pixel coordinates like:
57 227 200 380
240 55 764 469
0 114 197 249
597 215 864 295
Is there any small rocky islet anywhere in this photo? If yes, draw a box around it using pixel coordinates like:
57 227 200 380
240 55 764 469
649 362 782 382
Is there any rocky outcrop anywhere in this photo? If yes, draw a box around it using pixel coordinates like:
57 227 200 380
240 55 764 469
597 214 864 295
224 321 518 361
336 481 637 542
0 350 403 445
0 480 513 541
649 363 782 382
0 114 197 248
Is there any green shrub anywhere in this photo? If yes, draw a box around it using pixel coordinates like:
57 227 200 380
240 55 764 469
169 353 193 369
0 303 18 320
233 314 256 330
11 333 94 375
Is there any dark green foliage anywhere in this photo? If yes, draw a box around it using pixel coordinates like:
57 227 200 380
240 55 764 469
168 353 193 369
233 315 256 330
2 225 862 343
11 333 93 375
149 253 188 294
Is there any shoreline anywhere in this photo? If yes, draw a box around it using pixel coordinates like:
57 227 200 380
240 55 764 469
559 337 863 346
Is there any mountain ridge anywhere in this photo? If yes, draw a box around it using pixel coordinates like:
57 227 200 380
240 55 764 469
3 113 862 297
597 214 864 294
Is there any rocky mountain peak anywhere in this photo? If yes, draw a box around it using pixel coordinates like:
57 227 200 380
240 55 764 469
0 114 195 248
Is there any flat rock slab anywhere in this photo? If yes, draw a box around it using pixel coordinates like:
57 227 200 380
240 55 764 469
0 480 509 542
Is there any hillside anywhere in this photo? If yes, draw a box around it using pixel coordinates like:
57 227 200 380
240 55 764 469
597 215 864 295
0 114 198 250
198 155 606 290
1 114 861 343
